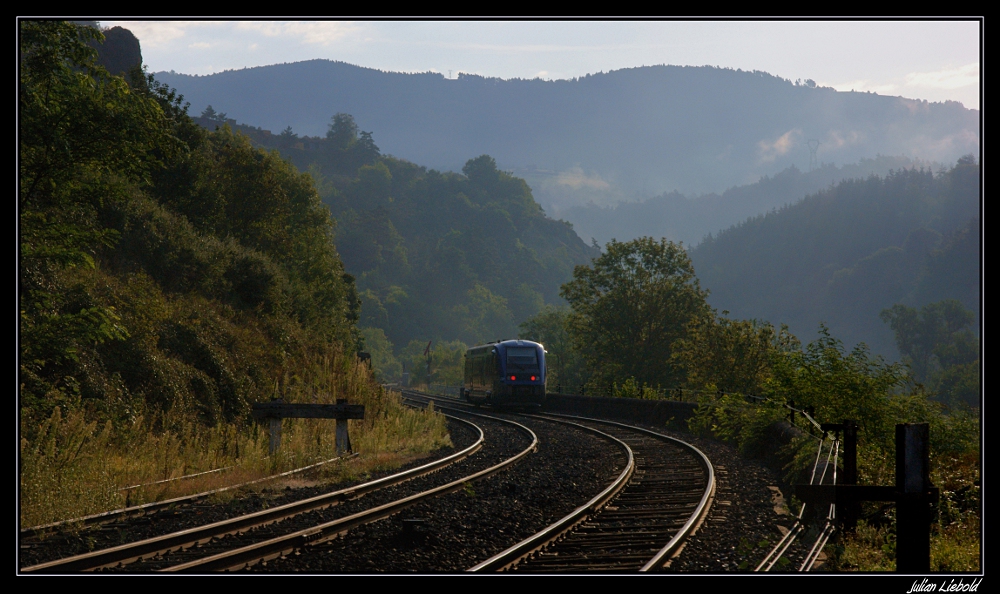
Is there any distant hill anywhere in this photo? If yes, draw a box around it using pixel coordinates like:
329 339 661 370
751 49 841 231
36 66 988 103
155 61 979 209
560 155 935 247
197 110 600 355
689 158 980 360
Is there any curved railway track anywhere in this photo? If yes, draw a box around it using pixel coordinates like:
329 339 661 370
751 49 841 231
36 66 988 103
403 393 716 573
243 395 630 572
20 453 357 542
25 390 732 573
21 410 538 573
755 435 840 572
472 414 714 573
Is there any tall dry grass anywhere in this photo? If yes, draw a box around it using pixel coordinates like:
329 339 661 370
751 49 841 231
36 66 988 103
20 349 450 529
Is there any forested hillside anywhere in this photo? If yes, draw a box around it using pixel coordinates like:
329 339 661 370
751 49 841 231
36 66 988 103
211 110 600 378
561 155 933 246
20 21 359 426
18 22 460 527
690 159 980 361
155 60 979 210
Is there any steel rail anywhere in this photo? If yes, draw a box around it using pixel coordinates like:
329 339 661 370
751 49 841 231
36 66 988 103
163 415 539 572
470 413 714 573
467 416 635 573
406 394 716 573
21 412 484 573
21 453 357 538
546 414 715 572
756 522 806 572
755 437 840 572
116 465 237 492
24 389 436 537
800 440 839 572
801 522 836 571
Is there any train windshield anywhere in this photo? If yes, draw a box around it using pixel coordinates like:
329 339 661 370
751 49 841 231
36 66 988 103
506 347 539 371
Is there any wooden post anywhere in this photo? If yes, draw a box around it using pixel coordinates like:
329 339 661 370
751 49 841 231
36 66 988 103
896 423 931 573
842 419 859 532
269 417 282 455
268 398 283 455
335 399 352 454
252 400 365 456
796 422 936 573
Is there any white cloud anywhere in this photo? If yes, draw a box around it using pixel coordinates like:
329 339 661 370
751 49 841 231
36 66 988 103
450 42 604 53
831 78 899 96
907 129 980 162
107 21 226 48
235 21 361 46
189 42 211 49
826 62 979 108
904 63 979 91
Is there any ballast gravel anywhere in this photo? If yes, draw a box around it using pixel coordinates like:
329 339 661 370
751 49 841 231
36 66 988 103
22 410 808 574
244 412 627 573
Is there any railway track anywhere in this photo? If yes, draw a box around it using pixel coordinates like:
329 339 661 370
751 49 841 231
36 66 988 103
25 390 728 573
755 435 840 572
472 414 714 572
242 395 631 572
21 410 537 573
402 393 716 572
20 453 356 543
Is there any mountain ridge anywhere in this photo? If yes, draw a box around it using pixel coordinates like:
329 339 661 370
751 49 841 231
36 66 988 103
154 60 979 204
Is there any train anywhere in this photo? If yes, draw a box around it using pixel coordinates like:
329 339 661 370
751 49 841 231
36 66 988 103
461 339 546 408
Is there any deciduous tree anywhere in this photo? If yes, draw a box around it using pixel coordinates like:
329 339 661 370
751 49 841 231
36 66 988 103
880 300 977 383
560 237 710 389
673 311 797 396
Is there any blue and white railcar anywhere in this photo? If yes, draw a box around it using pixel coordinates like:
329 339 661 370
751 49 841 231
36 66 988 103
461 340 546 408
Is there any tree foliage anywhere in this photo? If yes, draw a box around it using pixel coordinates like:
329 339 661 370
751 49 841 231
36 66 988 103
20 21 172 398
693 162 980 360
399 340 467 386
518 306 586 392
327 112 359 150
880 300 976 382
688 325 976 487
560 237 710 389
258 134 597 358
766 327 908 455
19 20 362 426
881 300 980 408
673 311 798 396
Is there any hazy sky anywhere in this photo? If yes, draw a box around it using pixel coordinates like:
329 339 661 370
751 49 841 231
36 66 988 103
104 20 982 111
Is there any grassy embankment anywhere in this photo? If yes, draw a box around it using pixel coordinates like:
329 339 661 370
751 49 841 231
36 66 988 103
20 348 450 529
